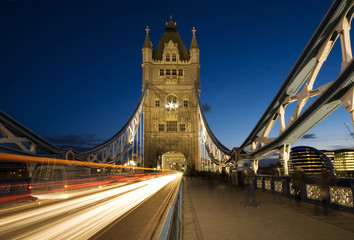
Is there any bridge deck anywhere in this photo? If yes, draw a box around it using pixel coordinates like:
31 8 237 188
182 176 354 240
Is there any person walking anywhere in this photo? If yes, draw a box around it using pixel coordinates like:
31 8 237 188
243 162 258 208
317 171 330 215
274 167 283 205
291 166 305 202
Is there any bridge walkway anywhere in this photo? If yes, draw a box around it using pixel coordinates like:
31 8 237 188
182 176 354 240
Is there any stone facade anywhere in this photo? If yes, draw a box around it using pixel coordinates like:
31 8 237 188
142 20 201 171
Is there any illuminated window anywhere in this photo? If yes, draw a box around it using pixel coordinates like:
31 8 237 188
184 100 189 107
165 95 178 110
160 69 164 76
178 69 183 76
167 95 177 104
166 54 170 62
172 69 177 75
167 121 177 132
155 100 160 107
158 124 165 132
180 124 186 132
172 54 176 62
166 69 171 75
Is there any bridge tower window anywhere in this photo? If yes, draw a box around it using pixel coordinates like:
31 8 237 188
155 100 160 107
183 100 189 107
166 69 171 75
172 54 176 62
179 124 186 132
172 69 177 75
178 69 183 76
160 69 164 76
158 124 165 132
166 54 170 62
167 95 177 104
167 121 177 132
165 95 178 110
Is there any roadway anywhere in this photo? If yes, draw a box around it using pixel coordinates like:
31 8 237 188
0 173 181 240
182 176 354 240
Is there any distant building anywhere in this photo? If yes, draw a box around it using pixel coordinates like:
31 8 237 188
284 146 354 178
288 146 334 175
322 149 354 178
0 161 29 178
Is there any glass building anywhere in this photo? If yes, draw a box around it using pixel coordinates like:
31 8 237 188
288 146 334 175
322 149 354 178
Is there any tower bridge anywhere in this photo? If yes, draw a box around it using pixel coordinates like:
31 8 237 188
2 0 354 173
1 0 354 239
0 16 232 173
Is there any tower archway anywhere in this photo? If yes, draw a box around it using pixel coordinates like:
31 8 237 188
161 151 186 171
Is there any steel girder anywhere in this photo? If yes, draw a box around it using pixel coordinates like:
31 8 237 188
67 82 147 163
238 0 354 162
0 82 148 163
0 111 66 158
194 81 232 166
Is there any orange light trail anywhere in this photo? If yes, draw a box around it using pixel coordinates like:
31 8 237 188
0 153 175 172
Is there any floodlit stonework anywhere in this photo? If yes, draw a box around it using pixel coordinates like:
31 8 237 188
142 19 201 171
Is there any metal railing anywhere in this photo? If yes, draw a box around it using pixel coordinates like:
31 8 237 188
158 178 183 240
254 174 354 213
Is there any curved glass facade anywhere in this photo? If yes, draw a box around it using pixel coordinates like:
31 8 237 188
289 146 334 175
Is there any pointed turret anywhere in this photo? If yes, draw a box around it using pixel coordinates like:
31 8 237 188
143 26 152 49
142 26 153 89
189 27 200 64
190 27 199 49
142 26 153 64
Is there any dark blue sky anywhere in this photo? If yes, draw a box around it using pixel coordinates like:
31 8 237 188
1 0 353 151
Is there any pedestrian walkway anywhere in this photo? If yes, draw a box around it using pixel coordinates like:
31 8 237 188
182 176 354 240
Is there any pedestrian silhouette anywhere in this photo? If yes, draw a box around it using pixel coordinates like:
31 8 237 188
314 171 330 215
274 167 283 205
243 162 258 208
291 166 305 202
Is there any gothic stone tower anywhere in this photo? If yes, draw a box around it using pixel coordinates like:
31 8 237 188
142 19 201 171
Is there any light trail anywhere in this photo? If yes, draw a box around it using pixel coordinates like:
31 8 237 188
0 153 175 172
0 173 181 240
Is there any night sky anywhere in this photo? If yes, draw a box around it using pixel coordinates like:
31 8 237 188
1 0 353 152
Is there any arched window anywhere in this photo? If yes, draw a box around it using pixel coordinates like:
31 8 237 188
167 95 177 104
165 95 178 110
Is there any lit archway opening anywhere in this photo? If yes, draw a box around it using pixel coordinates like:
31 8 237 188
161 151 186 171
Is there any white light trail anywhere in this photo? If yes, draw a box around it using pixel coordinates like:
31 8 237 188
0 173 181 240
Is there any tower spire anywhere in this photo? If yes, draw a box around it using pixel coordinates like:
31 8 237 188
143 25 152 48
190 26 199 49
